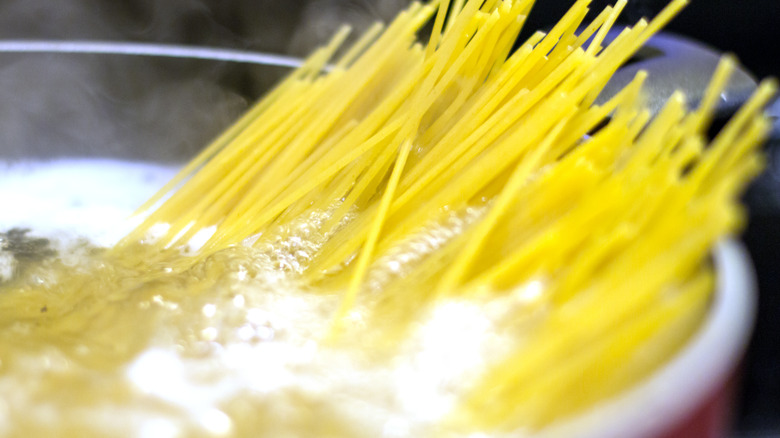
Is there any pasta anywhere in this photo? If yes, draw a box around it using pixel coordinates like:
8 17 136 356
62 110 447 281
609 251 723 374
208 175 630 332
0 0 775 436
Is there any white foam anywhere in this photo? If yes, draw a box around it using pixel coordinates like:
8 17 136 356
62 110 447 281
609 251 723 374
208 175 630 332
0 158 178 246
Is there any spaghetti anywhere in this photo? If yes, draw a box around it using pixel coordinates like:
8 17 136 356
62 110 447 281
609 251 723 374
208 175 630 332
118 0 775 430
0 0 775 435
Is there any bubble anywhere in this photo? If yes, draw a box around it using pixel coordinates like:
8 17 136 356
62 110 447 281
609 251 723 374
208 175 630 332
200 327 218 342
200 409 232 436
202 304 217 318
236 324 256 342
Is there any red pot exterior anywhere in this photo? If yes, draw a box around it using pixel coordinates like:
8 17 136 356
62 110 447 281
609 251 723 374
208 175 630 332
656 372 739 438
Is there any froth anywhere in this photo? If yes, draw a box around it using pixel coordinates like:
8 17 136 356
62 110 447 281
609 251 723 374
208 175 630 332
0 158 178 247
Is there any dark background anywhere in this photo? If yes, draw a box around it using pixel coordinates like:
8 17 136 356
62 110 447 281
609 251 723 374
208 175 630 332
0 0 778 436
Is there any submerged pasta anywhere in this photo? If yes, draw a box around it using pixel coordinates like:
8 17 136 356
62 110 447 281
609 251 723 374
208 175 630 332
0 0 775 436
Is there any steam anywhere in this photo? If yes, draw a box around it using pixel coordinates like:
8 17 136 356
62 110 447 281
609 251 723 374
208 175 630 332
0 0 245 162
287 0 409 56
0 0 413 162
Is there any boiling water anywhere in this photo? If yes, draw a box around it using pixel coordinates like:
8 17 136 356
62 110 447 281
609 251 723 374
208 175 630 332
0 159 177 246
0 159 529 437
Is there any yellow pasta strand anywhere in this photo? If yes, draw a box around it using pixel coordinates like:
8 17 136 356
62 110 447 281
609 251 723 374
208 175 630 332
101 0 776 433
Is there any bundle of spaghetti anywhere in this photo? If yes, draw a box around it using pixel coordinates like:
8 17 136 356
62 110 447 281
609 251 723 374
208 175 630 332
112 0 776 432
